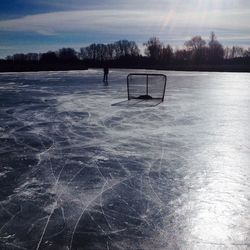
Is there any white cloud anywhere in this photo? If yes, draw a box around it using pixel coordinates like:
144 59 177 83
0 45 13 50
22 0 250 12
0 8 250 37
1 1 250 58
0 5 249 58
36 29 57 36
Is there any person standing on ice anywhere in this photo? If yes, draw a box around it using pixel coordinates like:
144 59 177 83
103 65 109 82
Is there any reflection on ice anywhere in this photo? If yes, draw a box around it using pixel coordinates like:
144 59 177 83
0 69 250 249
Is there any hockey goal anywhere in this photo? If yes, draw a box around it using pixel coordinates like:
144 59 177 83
127 73 167 102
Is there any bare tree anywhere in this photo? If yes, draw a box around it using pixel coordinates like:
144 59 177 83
174 49 191 64
40 51 58 63
80 40 140 61
161 45 173 64
114 40 140 58
232 46 244 58
207 32 224 64
185 36 206 51
13 54 26 61
58 48 78 61
143 37 163 61
224 46 244 59
244 48 250 57
106 43 115 60
184 36 206 64
128 41 140 57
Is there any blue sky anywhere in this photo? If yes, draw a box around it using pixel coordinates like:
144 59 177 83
0 0 250 58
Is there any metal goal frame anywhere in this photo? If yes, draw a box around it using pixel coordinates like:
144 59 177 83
127 73 167 102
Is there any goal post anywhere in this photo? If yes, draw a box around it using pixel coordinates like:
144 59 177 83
127 73 167 102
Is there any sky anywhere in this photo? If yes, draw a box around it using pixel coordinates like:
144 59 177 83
0 0 250 58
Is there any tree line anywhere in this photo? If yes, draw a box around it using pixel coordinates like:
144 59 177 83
3 32 250 67
4 40 140 64
143 33 250 65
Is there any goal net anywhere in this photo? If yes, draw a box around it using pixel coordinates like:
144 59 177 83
127 73 167 102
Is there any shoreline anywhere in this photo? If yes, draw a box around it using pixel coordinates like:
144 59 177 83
0 63 249 73
0 63 88 73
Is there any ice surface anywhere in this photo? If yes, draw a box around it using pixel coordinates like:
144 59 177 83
0 69 250 249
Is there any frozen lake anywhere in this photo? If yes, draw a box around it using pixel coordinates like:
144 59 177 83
0 69 250 249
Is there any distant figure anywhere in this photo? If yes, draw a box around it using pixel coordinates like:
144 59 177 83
103 66 109 82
